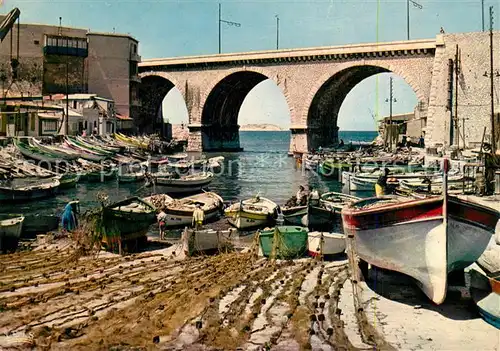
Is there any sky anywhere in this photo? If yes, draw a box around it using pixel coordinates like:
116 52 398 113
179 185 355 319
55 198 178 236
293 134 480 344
6 0 500 131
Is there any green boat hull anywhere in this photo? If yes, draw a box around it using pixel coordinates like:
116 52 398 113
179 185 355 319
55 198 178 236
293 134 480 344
259 226 308 259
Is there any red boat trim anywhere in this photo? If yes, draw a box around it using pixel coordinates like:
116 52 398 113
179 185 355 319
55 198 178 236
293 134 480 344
342 197 443 231
448 196 499 233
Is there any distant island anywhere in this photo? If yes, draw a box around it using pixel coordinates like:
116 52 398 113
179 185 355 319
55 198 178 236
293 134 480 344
239 124 284 131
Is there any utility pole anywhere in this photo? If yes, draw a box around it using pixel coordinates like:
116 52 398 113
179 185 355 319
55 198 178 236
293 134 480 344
489 6 496 153
454 45 460 147
218 3 241 54
407 0 423 40
386 77 396 150
275 15 280 50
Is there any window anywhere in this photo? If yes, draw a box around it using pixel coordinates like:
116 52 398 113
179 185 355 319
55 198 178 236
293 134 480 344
42 120 58 132
73 101 77 109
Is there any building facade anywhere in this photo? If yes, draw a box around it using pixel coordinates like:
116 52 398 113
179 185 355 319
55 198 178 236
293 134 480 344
0 16 140 124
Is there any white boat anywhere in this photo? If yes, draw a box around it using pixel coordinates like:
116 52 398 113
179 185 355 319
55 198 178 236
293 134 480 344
342 194 499 304
307 232 346 257
0 214 24 253
154 172 214 194
225 196 278 229
156 192 224 227
181 227 235 256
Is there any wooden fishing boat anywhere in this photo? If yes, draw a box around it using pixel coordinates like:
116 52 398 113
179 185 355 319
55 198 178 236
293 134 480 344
21 214 59 238
224 196 278 229
117 172 145 183
61 142 107 162
82 168 117 183
57 173 79 189
318 159 351 178
181 228 235 256
307 232 346 258
320 192 360 211
14 138 62 164
0 214 24 253
101 197 156 251
149 192 223 227
0 178 60 202
282 201 336 231
304 156 320 171
66 136 114 156
258 226 308 259
30 138 79 161
341 194 498 304
154 172 214 194
166 160 193 174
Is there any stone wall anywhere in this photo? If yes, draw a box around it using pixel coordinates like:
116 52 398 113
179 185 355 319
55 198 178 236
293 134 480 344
426 32 500 148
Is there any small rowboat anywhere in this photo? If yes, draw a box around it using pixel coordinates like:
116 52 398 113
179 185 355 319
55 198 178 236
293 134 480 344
145 192 223 227
102 197 157 253
154 172 214 194
0 214 24 253
225 196 278 229
0 178 60 202
307 232 346 258
258 226 308 259
181 228 235 256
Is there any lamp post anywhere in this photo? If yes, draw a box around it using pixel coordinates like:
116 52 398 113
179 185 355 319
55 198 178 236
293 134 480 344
385 77 397 150
488 6 497 152
407 0 423 40
218 3 241 54
275 15 280 50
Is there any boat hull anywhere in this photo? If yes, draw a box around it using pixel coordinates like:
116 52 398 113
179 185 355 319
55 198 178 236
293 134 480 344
163 209 220 227
0 215 24 253
307 232 346 258
226 213 270 230
258 226 308 259
182 228 234 256
342 196 497 304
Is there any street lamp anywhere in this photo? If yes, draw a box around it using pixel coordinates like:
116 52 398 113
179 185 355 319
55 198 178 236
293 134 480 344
483 6 499 153
218 3 241 54
407 0 423 40
275 15 280 50
385 77 397 150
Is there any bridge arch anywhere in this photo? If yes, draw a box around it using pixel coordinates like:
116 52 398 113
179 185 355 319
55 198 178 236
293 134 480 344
200 69 291 151
304 62 427 151
138 72 186 134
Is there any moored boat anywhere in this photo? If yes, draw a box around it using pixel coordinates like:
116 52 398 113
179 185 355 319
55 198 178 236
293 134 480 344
148 192 223 227
181 227 235 256
320 192 360 212
117 172 145 183
21 214 59 237
225 196 278 229
101 197 157 252
307 232 346 258
0 214 24 253
154 172 214 194
341 194 498 304
0 178 60 202
258 226 308 259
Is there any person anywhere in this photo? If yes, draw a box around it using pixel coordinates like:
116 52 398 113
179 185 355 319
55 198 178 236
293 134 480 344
61 200 79 232
339 139 344 147
82 130 87 137
419 135 425 148
157 209 168 240
296 185 307 206
192 203 205 230
309 188 320 207
375 168 390 197
93 127 98 136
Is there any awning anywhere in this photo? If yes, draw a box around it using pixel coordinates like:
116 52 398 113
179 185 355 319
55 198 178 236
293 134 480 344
38 112 62 120
116 113 132 120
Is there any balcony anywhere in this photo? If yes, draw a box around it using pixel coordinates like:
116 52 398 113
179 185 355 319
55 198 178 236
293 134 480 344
130 74 141 83
130 53 141 62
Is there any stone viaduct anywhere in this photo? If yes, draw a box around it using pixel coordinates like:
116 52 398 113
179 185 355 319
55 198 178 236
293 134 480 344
138 32 499 153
